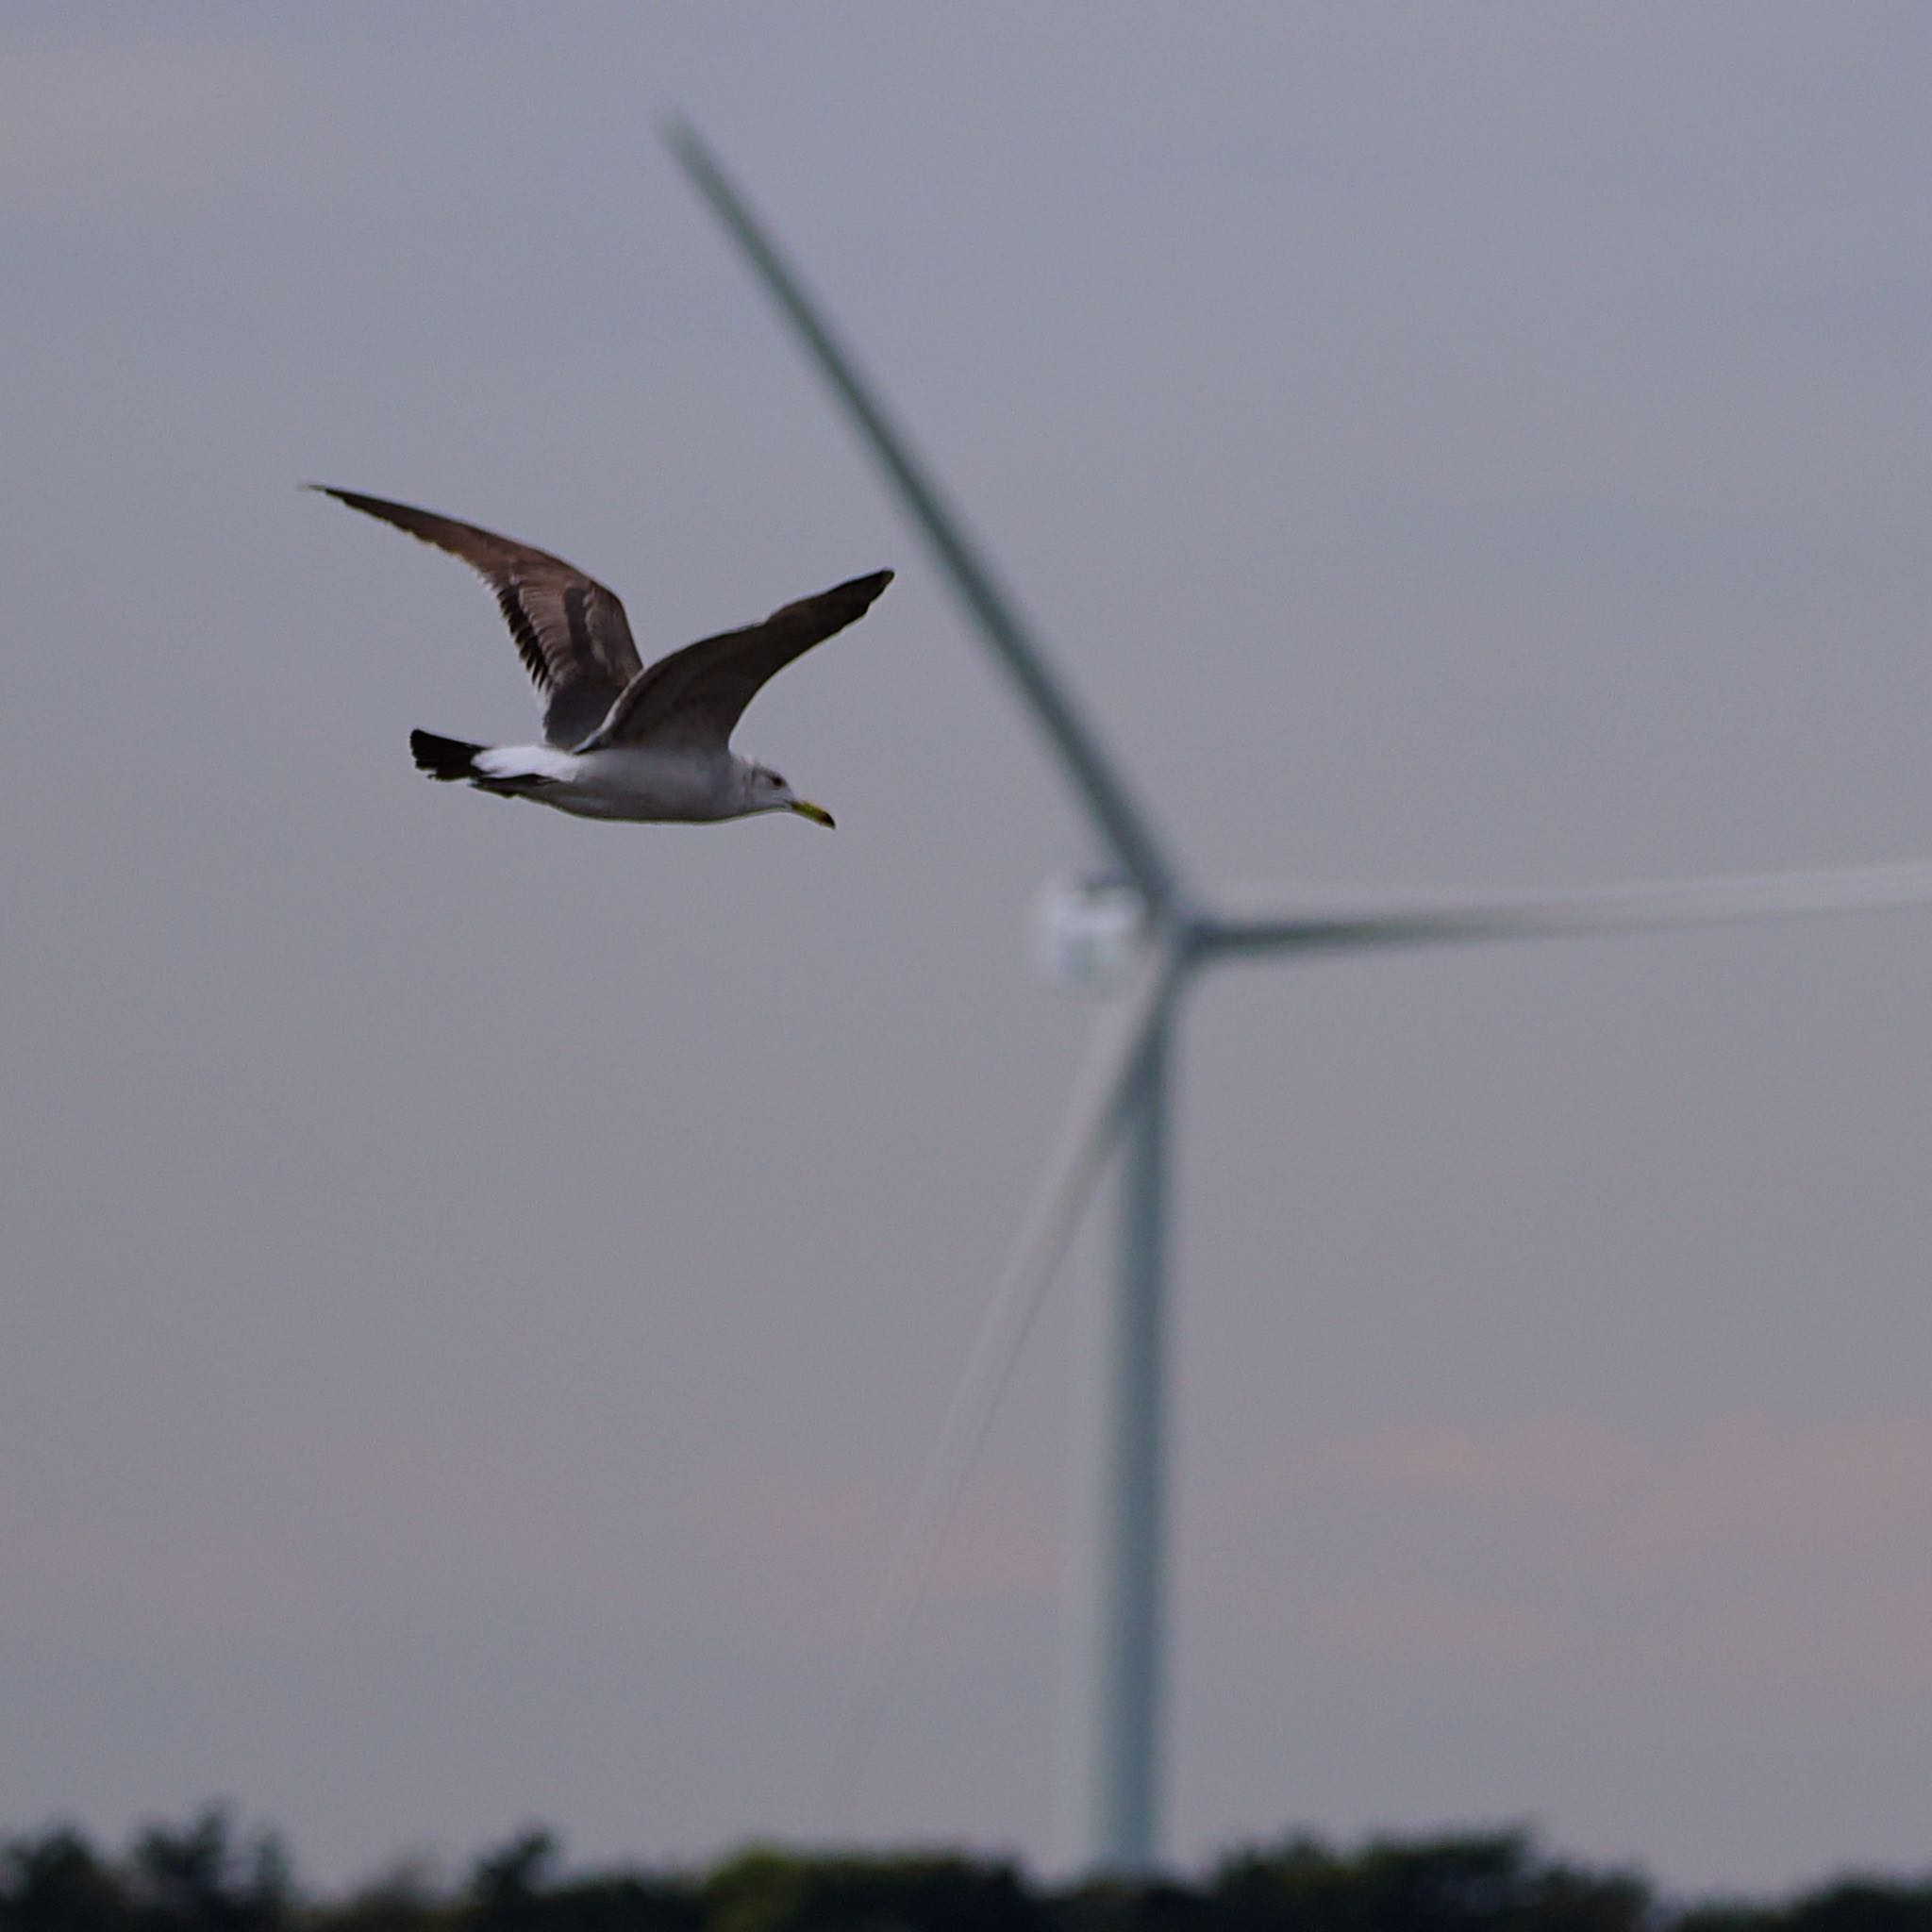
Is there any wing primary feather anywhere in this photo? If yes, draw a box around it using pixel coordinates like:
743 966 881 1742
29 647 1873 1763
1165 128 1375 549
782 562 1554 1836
562 582 593 674
495 583 554 691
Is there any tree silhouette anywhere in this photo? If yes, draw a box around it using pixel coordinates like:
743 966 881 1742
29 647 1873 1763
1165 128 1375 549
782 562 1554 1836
6 1814 1932 1932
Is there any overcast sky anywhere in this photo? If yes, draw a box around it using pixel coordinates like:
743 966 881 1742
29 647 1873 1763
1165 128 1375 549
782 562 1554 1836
4 1 1932 1901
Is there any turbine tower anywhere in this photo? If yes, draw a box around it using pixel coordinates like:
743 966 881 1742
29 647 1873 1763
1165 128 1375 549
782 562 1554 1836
669 125 1932 1875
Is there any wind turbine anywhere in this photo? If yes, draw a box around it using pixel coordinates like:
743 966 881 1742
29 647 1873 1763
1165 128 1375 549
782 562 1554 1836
668 124 1932 1876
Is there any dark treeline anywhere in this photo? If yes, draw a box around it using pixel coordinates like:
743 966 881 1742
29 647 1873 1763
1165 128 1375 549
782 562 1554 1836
6 1812 1932 1932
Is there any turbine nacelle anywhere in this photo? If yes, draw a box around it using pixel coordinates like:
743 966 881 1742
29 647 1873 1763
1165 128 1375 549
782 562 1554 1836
1030 873 1151 995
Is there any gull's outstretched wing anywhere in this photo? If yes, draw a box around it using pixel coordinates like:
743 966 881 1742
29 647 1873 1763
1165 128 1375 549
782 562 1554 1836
309 486 643 749
581 569 893 752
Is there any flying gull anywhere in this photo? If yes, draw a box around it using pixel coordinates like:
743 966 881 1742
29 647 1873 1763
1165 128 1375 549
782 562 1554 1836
311 486 891 827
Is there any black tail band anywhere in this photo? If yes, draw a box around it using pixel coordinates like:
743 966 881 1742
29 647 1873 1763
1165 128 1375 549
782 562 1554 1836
410 729 484 781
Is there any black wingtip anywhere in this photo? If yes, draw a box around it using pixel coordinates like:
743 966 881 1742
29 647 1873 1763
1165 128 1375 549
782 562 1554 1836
309 484 385 514
307 483 380 518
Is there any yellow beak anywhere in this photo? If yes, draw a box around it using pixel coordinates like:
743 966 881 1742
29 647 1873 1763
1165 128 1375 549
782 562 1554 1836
789 798 837 829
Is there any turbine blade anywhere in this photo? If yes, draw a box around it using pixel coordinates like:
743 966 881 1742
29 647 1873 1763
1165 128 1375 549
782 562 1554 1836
1197 858 1932 958
830 936 1182 1813
665 119 1178 906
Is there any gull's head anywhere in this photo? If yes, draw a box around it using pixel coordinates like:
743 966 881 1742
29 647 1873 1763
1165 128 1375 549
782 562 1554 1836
747 763 836 829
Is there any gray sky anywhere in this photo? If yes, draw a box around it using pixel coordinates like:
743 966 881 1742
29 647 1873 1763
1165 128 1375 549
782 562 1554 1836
4 0 1931 1899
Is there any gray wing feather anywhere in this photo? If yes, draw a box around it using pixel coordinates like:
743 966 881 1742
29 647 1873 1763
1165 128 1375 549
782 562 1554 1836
584 569 893 752
310 486 644 748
